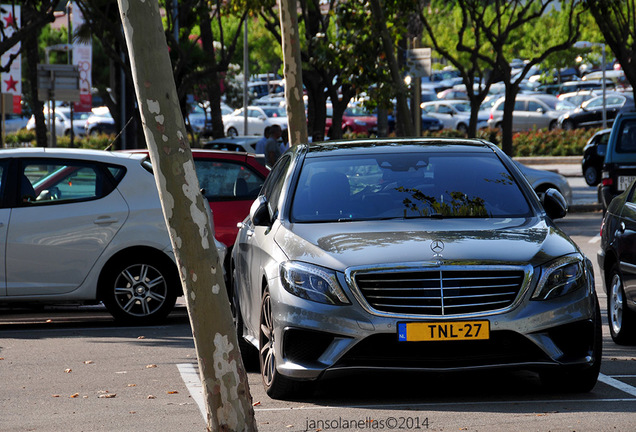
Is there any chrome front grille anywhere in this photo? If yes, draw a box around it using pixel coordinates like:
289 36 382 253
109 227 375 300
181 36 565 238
353 268 526 316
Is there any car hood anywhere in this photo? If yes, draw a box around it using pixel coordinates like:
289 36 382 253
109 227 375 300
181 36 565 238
276 217 576 271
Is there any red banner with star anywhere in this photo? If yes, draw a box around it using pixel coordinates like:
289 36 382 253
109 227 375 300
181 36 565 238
1 4 21 114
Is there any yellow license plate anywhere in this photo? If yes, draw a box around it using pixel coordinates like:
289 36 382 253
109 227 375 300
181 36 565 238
398 321 490 341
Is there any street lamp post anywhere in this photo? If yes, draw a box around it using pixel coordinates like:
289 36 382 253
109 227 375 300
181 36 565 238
574 41 607 128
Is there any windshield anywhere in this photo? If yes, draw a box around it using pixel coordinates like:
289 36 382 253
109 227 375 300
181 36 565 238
344 106 372 116
290 151 532 222
451 103 471 112
262 107 287 118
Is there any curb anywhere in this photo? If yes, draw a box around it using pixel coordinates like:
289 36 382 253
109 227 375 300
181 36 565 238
515 156 580 165
570 203 603 213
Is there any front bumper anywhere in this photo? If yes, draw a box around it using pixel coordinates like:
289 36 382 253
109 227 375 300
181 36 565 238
269 274 598 381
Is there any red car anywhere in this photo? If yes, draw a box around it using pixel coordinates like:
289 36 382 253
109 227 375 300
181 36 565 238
325 105 378 137
124 149 269 259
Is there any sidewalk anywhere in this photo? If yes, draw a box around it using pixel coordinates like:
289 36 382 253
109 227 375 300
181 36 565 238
515 156 602 213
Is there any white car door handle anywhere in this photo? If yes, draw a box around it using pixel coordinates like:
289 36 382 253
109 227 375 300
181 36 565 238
94 216 119 225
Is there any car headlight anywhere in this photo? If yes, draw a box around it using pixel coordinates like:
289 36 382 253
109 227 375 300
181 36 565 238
280 261 350 305
532 255 586 300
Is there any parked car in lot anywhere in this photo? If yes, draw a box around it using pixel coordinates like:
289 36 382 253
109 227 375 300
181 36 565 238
224 106 288 137
187 102 233 137
387 113 443 134
325 105 378 137
0 148 225 324
581 128 611 186
421 100 488 132
598 181 636 344
202 135 261 154
1 113 29 134
84 106 116 136
599 112 636 209
26 107 88 137
557 90 601 108
231 138 601 399
558 92 635 130
488 94 575 131
515 160 573 205
126 149 269 270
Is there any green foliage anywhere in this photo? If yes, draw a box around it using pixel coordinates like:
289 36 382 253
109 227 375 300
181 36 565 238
3 131 113 150
422 127 598 157
4 130 35 144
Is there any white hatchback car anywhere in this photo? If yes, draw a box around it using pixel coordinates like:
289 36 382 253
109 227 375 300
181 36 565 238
224 106 288 137
0 148 224 324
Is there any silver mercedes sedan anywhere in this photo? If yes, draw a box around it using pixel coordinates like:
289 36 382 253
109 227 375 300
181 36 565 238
231 138 601 399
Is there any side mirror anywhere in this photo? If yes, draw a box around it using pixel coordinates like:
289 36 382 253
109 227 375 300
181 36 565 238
542 188 568 220
250 195 272 226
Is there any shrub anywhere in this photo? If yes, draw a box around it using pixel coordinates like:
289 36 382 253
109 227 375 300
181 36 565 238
2 131 114 150
423 126 600 157
56 134 113 150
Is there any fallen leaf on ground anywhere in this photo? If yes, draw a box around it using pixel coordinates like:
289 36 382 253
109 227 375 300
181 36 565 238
137 336 145 339
84 360 94 365
127 384 137 387
51 395 60 398
70 393 79 398
147 395 156 399
98 393 117 398
46 319 52 323
167 390 179 394
253 401 261 406
64 369 72 373
146 364 157 368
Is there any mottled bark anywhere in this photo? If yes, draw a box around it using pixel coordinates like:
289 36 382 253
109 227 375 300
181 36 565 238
116 1 257 431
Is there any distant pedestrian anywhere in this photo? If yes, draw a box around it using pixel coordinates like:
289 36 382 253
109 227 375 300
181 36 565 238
265 124 283 166
255 126 271 155
279 128 289 153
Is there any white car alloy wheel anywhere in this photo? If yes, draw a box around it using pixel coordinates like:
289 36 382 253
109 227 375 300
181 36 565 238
100 255 178 325
608 266 636 344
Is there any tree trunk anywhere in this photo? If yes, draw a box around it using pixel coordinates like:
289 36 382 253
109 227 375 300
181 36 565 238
279 0 308 145
369 0 413 137
22 4 47 148
199 11 226 140
116 1 257 431
500 82 520 157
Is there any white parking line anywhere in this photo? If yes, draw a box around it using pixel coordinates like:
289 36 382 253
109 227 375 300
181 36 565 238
589 235 601 244
177 365 636 418
177 363 206 421
598 373 636 397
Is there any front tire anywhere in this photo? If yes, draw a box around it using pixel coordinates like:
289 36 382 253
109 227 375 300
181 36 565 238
227 127 238 137
259 287 309 399
99 254 178 325
562 120 575 130
608 265 636 344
